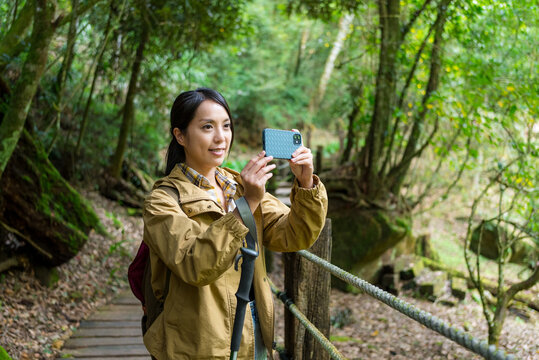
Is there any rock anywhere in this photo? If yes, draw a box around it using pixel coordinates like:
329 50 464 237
328 206 411 292
470 221 507 260
414 234 440 262
0 130 105 267
394 255 424 281
415 270 448 299
451 277 468 300
380 273 400 295
470 221 537 265
510 237 537 265
34 265 59 287
438 298 457 307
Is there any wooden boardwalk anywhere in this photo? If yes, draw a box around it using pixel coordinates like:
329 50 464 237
59 291 151 359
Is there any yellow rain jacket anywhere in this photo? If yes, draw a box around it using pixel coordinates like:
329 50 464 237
142 165 328 359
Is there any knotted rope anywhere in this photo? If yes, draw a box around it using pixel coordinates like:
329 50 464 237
269 279 346 360
297 250 517 360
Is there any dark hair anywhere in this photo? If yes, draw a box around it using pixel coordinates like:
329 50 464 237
165 87 234 175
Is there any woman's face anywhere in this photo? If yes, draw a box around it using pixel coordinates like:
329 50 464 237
174 100 232 176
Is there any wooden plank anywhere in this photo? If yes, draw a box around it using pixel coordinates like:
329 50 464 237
98 304 142 312
87 311 142 321
65 336 143 348
79 320 141 329
113 295 140 305
71 327 141 338
59 357 151 360
61 345 149 357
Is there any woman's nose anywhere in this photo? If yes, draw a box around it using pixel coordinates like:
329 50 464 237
214 127 225 142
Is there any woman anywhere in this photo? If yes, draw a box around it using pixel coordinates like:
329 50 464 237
142 87 328 359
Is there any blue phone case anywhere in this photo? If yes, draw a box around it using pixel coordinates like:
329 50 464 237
262 129 302 159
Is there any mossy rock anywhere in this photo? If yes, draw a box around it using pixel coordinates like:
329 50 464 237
451 277 468 300
470 222 506 260
329 206 411 291
415 270 448 299
394 254 424 281
471 221 537 265
510 237 537 265
0 130 105 266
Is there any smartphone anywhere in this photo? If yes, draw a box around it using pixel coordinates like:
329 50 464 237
262 128 302 160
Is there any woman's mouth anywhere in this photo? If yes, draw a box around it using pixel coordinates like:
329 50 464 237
209 148 226 156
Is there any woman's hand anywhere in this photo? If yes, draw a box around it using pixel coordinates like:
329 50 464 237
241 151 276 213
289 130 314 188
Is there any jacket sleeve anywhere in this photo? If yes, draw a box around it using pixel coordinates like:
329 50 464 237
143 188 249 287
261 175 328 252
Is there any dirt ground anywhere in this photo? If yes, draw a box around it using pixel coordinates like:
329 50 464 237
0 189 537 359
270 251 538 360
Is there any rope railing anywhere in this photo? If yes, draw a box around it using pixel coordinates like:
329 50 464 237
297 250 517 360
268 279 346 360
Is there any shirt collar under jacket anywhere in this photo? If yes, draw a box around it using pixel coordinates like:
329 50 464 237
177 163 237 212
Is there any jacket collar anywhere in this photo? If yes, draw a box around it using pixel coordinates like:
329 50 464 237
153 165 245 207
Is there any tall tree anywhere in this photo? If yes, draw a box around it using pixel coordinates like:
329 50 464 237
308 13 354 113
107 0 150 179
0 0 59 178
105 0 248 181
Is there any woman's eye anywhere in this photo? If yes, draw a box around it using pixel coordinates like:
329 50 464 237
224 122 231 129
202 124 212 130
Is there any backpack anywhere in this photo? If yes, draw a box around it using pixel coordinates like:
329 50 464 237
128 185 178 334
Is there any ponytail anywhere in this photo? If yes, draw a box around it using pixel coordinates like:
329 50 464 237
165 138 185 175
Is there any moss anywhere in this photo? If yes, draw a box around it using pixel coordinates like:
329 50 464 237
7 130 105 263
23 130 104 237
0 345 12 360
330 335 363 343
329 207 411 291
21 174 33 184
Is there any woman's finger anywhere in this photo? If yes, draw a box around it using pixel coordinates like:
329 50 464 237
243 151 265 172
292 146 310 159
259 163 276 174
291 152 312 163
251 155 273 175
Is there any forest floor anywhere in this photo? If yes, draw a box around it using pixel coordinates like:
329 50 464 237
0 187 537 359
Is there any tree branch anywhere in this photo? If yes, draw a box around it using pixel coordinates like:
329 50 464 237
401 0 435 40
385 0 452 195
413 131 470 211
506 263 539 300
396 19 438 112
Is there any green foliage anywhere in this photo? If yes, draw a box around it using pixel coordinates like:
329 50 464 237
0 345 11 360
223 159 249 173
105 211 123 229
330 307 354 329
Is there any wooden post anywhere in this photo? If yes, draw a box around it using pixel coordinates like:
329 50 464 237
284 219 332 360
315 145 323 174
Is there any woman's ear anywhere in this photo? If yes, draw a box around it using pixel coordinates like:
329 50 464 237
173 128 185 146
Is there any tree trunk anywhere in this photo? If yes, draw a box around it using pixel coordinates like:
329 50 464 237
0 0 57 179
386 0 451 195
46 0 80 154
0 0 34 71
75 1 116 158
0 0 102 72
108 17 150 179
0 129 104 267
340 84 363 164
308 13 354 113
293 28 310 77
359 0 400 201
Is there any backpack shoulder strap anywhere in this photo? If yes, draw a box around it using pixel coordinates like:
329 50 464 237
156 185 179 302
